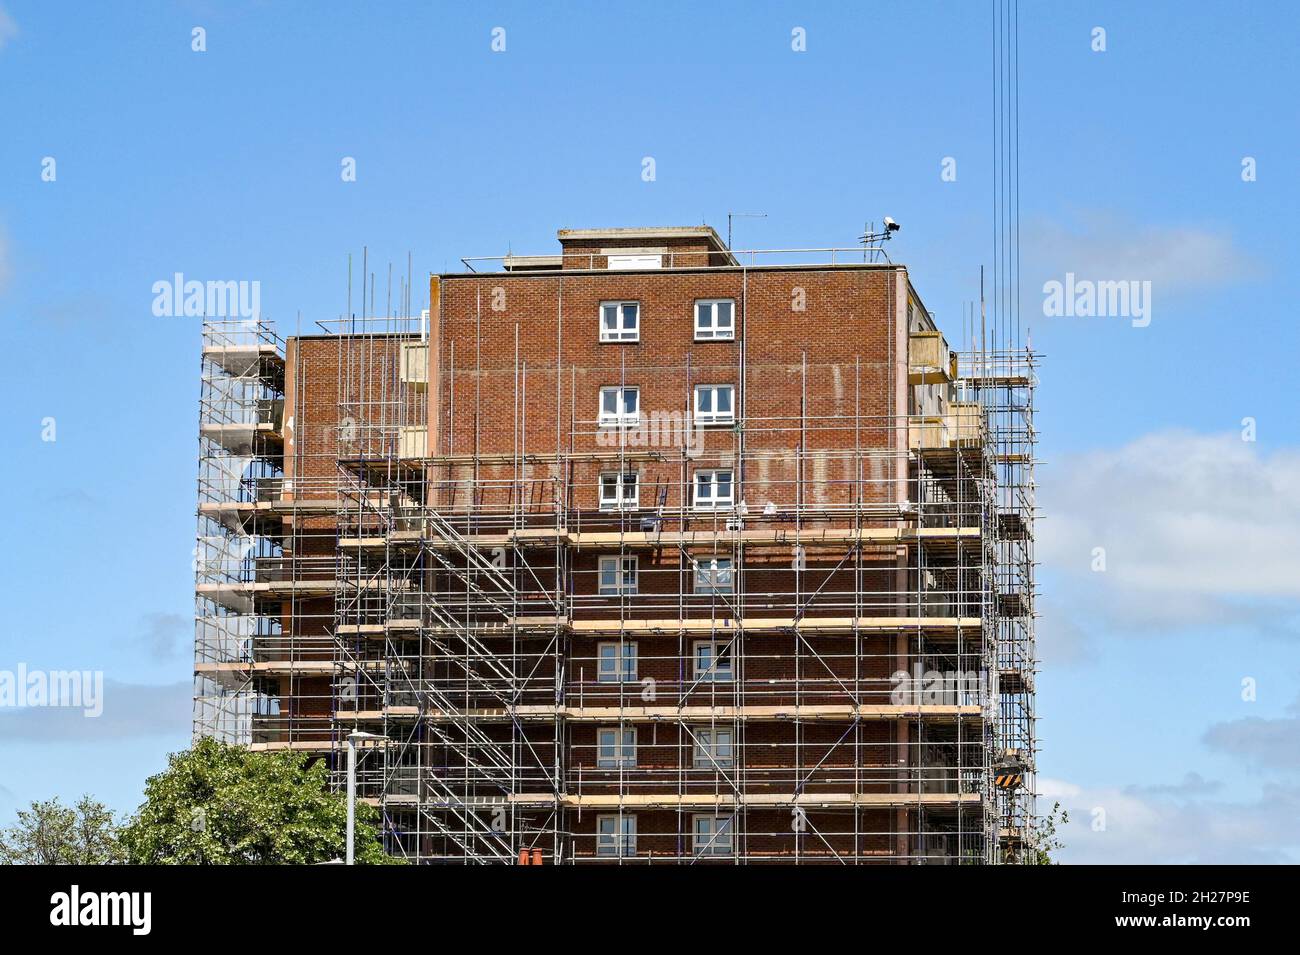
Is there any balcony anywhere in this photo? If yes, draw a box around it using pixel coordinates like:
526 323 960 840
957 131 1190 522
909 405 986 452
947 401 985 446
201 342 284 378
908 332 956 385
399 425 428 459
400 343 428 388
909 416 948 450
199 400 285 455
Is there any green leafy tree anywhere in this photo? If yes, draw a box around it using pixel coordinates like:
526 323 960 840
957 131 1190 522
1025 801 1069 865
0 796 125 864
120 738 399 864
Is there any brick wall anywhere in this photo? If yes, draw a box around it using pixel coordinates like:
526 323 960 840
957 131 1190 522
433 265 904 512
265 260 978 861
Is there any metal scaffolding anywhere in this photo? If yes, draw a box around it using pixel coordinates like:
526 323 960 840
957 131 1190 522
194 319 291 745
193 265 1038 865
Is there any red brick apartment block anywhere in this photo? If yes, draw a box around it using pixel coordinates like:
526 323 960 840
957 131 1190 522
194 225 1038 864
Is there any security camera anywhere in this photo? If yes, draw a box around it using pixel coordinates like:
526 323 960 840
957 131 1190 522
883 217 901 232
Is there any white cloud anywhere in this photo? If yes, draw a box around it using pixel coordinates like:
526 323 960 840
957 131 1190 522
1128 771 1222 797
1202 697 1300 772
1025 211 1262 293
1042 775 1300 864
1036 432 1300 862
0 680 189 741
1039 432 1300 635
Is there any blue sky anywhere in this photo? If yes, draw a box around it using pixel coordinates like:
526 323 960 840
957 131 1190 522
1 1 1297 862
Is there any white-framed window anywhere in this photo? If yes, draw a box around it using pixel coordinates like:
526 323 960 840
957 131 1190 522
692 813 734 856
694 384 735 425
600 301 640 342
596 725 637 768
596 641 638 683
598 386 640 426
598 555 638 595
693 557 734 594
694 299 735 341
692 726 735 768
596 813 636 857
693 640 735 682
692 469 734 510
599 472 639 510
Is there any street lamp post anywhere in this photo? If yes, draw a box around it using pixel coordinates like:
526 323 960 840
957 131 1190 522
346 730 382 865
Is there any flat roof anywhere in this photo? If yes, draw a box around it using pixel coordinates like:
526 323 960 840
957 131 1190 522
556 225 727 247
442 261 905 279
